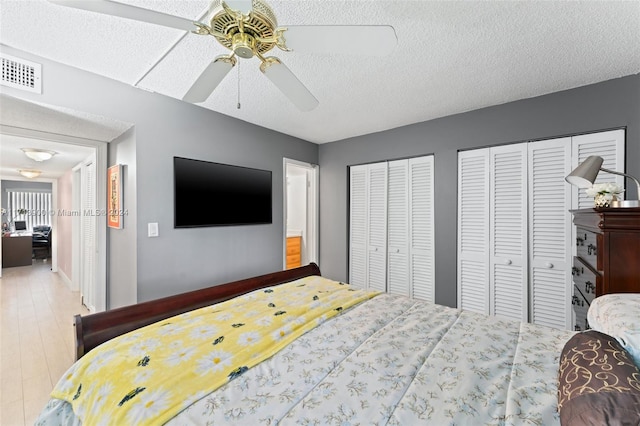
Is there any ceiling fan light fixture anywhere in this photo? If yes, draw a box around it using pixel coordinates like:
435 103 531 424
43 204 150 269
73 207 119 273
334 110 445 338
210 0 278 56
232 33 256 58
49 0 397 111
18 169 42 179
22 148 57 162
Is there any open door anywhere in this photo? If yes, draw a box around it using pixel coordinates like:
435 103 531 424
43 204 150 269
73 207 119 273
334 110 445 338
283 158 318 270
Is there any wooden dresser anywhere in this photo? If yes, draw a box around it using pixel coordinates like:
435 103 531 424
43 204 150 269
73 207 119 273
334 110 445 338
286 236 301 270
571 207 640 330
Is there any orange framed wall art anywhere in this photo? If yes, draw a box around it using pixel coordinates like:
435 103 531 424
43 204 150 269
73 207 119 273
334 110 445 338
107 164 123 229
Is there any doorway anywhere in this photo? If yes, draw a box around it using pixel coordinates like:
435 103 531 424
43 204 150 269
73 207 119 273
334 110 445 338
0 124 107 312
283 158 319 269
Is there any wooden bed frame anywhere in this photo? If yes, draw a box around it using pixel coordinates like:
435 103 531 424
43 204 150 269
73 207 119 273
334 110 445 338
73 263 321 360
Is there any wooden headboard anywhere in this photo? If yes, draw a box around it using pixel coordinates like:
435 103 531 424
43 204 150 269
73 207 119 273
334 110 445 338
74 263 321 360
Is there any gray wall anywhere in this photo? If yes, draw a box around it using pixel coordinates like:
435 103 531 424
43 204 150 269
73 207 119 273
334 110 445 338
319 74 640 307
108 127 137 308
2 45 318 303
3 44 637 308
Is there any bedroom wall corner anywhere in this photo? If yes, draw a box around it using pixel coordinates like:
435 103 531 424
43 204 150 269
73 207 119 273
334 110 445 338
319 73 640 309
107 127 137 309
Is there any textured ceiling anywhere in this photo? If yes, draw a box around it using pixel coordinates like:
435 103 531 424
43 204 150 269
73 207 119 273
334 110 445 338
0 131 96 180
0 0 639 144
0 94 132 179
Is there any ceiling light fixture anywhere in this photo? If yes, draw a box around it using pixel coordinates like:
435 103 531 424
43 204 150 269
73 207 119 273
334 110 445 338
565 155 640 207
22 148 57 162
18 169 42 179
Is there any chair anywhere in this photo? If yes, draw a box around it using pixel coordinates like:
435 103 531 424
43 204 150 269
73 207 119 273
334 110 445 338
32 225 52 259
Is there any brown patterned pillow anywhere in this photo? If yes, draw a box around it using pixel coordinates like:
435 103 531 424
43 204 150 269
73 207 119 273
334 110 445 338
558 330 640 425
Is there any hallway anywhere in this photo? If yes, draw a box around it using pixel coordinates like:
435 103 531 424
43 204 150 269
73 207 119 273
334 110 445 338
0 260 88 425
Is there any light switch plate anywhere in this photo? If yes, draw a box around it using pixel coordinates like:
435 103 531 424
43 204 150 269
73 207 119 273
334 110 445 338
148 222 159 237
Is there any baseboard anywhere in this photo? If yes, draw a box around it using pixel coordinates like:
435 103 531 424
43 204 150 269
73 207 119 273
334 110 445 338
57 268 73 290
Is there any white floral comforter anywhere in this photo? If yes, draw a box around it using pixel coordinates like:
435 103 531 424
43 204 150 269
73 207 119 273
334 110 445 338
38 293 575 425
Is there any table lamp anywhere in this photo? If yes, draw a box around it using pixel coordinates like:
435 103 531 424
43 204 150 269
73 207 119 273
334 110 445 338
565 155 640 207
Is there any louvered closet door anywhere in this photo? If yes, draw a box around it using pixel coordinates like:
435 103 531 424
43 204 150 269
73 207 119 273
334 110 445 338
387 160 410 296
367 163 388 292
409 156 435 302
490 144 528 322
528 138 572 329
458 150 490 314
349 165 368 289
572 130 625 209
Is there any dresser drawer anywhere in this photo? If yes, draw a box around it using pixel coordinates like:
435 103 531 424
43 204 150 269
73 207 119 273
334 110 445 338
286 243 300 255
286 236 302 269
572 256 600 331
571 208 640 301
572 256 599 303
286 236 301 252
572 288 590 331
575 229 601 270
286 254 301 269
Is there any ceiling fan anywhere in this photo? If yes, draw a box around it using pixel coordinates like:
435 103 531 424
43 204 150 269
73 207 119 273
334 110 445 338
48 0 397 111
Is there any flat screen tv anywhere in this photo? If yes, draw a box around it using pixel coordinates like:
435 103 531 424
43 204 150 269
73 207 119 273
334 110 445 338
174 156 272 227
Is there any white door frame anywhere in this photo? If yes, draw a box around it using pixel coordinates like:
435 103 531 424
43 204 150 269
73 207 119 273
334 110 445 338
0 124 107 312
283 158 319 268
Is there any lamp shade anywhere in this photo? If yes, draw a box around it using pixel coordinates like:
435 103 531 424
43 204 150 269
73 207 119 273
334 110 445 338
565 155 604 188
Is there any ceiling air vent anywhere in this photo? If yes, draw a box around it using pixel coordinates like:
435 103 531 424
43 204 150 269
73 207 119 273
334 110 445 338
1 53 42 94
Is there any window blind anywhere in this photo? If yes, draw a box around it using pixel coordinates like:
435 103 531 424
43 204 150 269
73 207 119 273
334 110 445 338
6 190 52 231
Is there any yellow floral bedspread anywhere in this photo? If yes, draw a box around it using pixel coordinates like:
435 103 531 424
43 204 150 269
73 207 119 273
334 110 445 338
51 276 379 425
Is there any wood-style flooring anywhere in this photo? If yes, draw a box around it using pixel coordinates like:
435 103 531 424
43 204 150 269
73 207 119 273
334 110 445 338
0 260 88 426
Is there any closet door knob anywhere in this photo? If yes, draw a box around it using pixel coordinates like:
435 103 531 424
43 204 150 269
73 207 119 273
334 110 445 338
504 259 512 265
545 262 554 269
395 249 400 253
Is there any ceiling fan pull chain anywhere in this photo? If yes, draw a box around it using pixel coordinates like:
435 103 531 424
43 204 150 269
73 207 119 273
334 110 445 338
237 60 241 109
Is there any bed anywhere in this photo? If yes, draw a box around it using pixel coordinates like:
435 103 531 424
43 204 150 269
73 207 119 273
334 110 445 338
37 263 640 425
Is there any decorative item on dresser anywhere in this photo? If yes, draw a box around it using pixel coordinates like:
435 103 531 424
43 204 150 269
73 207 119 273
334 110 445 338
570 207 640 331
566 154 640 208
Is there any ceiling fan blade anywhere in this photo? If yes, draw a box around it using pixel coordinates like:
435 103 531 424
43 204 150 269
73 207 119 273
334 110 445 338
282 25 397 56
224 0 253 15
183 57 236 103
260 58 319 112
47 0 196 32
